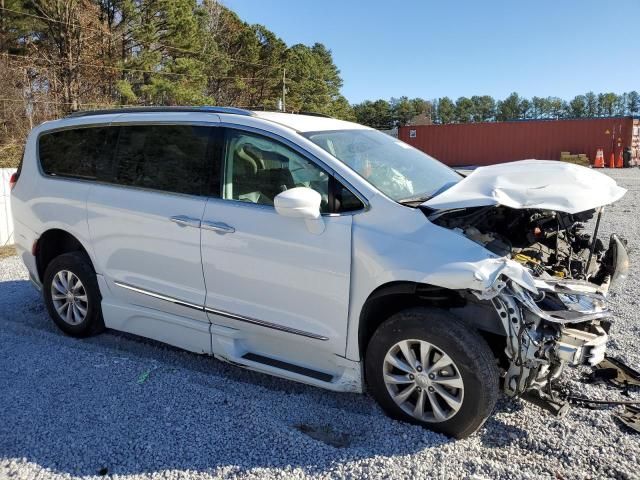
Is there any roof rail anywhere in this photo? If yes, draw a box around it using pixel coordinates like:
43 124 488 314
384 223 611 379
66 106 255 118
237 107 333 118
297 111 333 118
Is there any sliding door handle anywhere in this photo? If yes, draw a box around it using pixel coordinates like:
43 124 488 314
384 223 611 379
201 220 235 234
170 215 201 228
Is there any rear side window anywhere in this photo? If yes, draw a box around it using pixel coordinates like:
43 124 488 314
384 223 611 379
114 125 212 196
39 127 118 180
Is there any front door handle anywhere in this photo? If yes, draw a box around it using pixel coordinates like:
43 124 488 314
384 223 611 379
170 215 201 228
201 220 235 234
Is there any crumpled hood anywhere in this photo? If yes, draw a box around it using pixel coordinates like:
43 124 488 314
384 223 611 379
423 160 627 214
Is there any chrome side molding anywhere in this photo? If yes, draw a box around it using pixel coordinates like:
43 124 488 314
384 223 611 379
114 281 202 310
204 305 328 340
113 281 328 341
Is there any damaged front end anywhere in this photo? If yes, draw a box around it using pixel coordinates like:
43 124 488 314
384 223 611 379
428 203 629 412
492 281 610 403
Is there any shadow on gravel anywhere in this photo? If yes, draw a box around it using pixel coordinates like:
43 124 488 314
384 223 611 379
478 418 528 448
0 277 455 478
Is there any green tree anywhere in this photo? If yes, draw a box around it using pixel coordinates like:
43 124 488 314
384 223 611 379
614 93 626 116
454 96 474 123
437 97 456 124
545 97 567 119
327 95 355 121
283 43 348 116
352 99 393 129
246 25 287 109
1 0 354 165
389 96 432 125
598 92 618 116
496 92 521 121
390 96 418 126
471 95 495 122
200 4 261 106
119 0 211 105
569 95 587 118
584 92 598 117
531 96 548 119
627 91 640 115
411 98 431 116
519 98 531 119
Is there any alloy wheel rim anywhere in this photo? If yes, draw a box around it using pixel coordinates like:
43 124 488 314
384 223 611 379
51 270 88 325
383 339 464 423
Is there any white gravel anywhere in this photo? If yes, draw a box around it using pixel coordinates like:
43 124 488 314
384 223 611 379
1 169 639 480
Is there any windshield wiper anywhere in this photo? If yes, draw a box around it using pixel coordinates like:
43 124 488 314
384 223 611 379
399 181 459 206
398 194 431 206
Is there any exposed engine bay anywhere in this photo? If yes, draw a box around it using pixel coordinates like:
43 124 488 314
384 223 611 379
431 205 620 282
427 204 630 413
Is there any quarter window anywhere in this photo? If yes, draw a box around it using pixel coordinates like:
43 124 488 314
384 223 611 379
332 179 365 213
114 125 212 196
223 130 331 212
39 127 118 180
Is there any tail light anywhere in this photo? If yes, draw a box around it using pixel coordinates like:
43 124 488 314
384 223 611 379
9 172 18 191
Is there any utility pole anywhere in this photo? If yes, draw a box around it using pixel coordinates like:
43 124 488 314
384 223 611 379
282 68 286 112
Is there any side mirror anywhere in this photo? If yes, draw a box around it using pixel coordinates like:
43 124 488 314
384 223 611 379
274 187 325 234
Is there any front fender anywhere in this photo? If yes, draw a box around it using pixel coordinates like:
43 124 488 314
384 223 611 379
344 202 535 360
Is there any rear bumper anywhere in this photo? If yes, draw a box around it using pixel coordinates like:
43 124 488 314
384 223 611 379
13 219 40 285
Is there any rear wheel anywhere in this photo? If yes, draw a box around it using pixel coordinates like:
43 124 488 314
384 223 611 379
43 252 105 337
365 307 499 438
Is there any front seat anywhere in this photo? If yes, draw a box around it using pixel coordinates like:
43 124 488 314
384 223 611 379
254 150 295 201
232 143 261 198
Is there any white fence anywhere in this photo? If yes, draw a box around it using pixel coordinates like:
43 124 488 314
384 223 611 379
0 168 17 246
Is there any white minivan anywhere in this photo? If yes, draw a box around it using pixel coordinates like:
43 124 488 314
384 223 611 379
10 107 629 438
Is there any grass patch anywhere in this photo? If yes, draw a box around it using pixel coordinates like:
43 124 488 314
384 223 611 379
0 245 16 259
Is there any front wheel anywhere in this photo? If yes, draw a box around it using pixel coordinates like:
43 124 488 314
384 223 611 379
43 251 105 338
365 307 499 439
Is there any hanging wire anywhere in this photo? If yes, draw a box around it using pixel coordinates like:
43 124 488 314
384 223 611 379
2 54 281 82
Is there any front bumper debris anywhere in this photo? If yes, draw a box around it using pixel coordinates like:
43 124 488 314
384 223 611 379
586 356 640 390
565 356 640 433
492 280 612 400
488 272 635 425
555 325 608 367
616 405 640 433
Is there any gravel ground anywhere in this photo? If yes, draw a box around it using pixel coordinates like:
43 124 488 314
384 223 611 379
1 169 639 480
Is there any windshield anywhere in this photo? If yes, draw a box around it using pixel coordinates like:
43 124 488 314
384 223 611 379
303 129 461 203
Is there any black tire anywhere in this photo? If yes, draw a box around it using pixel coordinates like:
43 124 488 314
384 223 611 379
43 251 105 338
365 307 499 439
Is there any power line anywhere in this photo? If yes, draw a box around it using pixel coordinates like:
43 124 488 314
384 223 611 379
0 97 115 107
0 6 283 70
2 53 281 82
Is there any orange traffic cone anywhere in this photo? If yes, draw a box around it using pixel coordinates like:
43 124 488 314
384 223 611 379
616 150 624 168
609 152 616 168
594 148 604 168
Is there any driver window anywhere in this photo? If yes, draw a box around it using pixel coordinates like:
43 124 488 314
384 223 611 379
223 130 330 212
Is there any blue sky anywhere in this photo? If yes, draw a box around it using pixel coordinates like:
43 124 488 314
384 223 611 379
224 0 640 104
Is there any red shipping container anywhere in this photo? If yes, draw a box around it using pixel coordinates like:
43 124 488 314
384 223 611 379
398 117 635 167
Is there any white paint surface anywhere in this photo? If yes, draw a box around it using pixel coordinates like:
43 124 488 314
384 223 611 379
0 168 17 246
252 111 370 132
423 160 627 214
